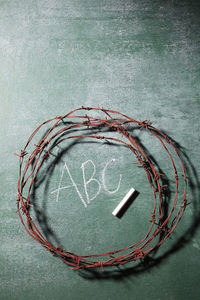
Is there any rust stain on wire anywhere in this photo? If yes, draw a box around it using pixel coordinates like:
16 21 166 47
15 106 188 270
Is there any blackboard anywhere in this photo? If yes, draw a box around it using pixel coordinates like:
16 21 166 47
1 0 200 299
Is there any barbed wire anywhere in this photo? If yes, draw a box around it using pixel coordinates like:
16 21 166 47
15 106 188 270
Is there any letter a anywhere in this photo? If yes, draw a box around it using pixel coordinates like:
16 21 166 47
51 163 87 208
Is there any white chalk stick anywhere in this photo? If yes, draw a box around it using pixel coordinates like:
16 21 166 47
112 188 135 216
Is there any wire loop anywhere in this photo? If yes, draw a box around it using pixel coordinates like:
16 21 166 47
15 106 187 270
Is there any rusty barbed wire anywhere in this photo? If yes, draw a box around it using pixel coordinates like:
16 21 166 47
15 106 187 270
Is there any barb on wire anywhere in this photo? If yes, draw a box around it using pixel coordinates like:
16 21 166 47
15 106 187 271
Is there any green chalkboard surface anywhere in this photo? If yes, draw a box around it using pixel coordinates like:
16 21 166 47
0 0 200 299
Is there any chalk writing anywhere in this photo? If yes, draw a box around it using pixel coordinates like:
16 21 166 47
51 158 122 208
102 158 122 194
81 160 101 204
51 162 87 207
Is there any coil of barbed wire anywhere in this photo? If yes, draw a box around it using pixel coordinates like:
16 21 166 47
15 106 188 270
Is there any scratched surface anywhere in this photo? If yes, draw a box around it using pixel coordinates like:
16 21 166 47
0 0 200 299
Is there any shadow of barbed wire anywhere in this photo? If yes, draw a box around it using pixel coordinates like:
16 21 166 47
27 122 199 279
78 131 200 280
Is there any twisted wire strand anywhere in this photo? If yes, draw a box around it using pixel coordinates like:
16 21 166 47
15 106 187 270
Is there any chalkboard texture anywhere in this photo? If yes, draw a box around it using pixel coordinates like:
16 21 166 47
0 0 200 299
